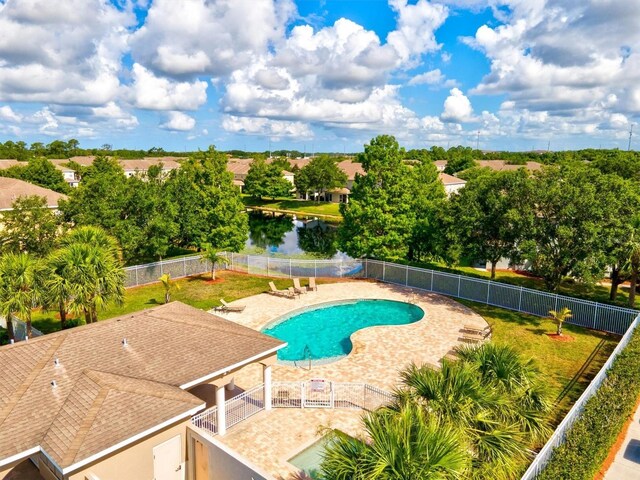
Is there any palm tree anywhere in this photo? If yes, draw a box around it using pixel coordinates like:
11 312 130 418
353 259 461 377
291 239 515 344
43 249 74 329
200 244 229 280
54 227 125 324
158 273 180 303
321 402 469 479
0 253 42 339
548 307 572 336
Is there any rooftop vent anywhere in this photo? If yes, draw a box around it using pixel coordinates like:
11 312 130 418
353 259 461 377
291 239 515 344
53 357 60 367
51 380 57 388
122 338 128 347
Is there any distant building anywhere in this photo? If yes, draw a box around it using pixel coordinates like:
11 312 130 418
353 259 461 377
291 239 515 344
0 177 68 211
438 172 467 196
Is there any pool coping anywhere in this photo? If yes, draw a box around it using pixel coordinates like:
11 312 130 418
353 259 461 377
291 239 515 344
261 298 426 366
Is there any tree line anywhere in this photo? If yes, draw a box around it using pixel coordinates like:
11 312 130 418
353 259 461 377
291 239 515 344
339 135 640 305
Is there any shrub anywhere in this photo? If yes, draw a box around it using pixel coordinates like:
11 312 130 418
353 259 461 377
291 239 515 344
537 326 640 479
62 318 84 330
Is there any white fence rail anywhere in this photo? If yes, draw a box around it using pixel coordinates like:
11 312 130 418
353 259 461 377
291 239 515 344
193 381 393 438
364 260 638 335
521 311 640 479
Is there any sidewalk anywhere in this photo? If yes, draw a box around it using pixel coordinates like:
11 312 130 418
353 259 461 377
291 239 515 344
604 400 640 479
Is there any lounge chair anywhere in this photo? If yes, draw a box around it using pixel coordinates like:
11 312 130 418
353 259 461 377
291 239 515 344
293 278 307 295
214 299 246 313
307 277 317 292
463 324 491 335
268 281 297 298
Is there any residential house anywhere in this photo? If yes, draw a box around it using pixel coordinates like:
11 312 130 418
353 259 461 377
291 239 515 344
438 172 467 196
0 302 284 480
0 177 67 212
434 159 542 173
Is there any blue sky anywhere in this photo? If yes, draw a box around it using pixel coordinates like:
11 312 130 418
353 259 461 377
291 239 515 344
0 0 638 152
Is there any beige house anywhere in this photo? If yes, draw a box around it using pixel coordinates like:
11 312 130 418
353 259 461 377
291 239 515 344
0 302 284 480
438 172 467 196
0 178 67 212
434 159 542 173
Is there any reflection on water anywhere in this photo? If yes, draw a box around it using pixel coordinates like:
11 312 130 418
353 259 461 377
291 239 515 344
244 212 349 259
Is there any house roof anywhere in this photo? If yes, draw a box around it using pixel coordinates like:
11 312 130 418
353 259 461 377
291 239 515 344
337 160 365 180
0 159 23 169
438 172 466 186
476 160 542 171
0 302 284 472
0 178 67 211
120 158 181 172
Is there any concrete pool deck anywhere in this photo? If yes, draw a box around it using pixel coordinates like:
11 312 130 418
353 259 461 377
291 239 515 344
212 280 488 391
211 280 488 478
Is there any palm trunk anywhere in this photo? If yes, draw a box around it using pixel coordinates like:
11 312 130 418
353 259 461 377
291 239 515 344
490 261 497 280
211 265 216 280
165 291 170 304
629 267 638 307
610 266 621 301
26 311 32 339
6 311 15 342
91 307 98 324
59 300 67 329
84 308 91 325
557 321 562 336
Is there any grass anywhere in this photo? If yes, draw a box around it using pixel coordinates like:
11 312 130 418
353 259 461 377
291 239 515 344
456 299 619 424
242 196 342 219
31 271 340 334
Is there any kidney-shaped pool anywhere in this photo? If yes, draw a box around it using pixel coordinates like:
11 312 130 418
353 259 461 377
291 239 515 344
262 299 424 363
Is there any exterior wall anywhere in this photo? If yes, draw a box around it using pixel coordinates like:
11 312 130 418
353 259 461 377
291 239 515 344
443 183 465 195
187 427 271 480
67 420 189 480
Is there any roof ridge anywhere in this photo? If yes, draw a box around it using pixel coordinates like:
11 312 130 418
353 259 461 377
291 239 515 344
60 385 110 466
84 369 200 405
0 335 67 430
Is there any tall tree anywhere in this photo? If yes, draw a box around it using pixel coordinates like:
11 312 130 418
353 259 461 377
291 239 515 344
22 157 70 193
167 146 248 251
522 165 618 290
243 157 293 199
0 253 42 339
294 155 347 200
339 135 417 259
448 169 533 279
1 195 61 256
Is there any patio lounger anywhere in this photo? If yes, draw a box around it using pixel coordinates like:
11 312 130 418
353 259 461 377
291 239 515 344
307 277 317 292
463 324 491 335
215 299 246 313
269 281 297 298
460 332 486 343
293 278 307 294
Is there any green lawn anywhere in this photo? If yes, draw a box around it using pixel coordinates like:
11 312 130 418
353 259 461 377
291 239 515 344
242 196 342 219
456 299 618 425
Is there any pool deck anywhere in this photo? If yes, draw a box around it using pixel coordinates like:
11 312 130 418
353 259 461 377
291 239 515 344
213 280 488 390
210 280 489 478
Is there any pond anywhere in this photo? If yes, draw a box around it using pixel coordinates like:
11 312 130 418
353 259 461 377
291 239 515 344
244 212 350 260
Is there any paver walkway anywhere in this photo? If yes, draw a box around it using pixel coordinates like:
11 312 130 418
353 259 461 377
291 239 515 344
604 399 640 479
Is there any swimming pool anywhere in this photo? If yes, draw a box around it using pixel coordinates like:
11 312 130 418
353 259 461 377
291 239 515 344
262 299 424 363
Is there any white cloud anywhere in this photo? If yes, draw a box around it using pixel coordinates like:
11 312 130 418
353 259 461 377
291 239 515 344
0 0 132 105
222 115 313 138
130 63 208 110
130 0 296 77
160 111 196 131
408 68 458 88
0 105 21 122
91 102 139 129
441 88 475 122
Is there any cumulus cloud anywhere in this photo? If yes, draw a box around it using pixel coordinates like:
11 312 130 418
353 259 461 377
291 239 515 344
0 105 22 122
160 111 196 131
465 0 640 138
222 115 313 138
130 0 296 77
0 0 132 105
130 63 208 110
441 88 475 122
408 68 458 88
91 102 139 129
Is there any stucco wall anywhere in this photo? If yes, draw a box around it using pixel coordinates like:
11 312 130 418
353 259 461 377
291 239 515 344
68 420 189 480
187 427 271 480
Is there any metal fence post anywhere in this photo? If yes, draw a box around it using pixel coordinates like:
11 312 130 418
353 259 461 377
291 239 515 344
430 270 434 291
267 257 270 277
364 258 368 278
183 257 186 277
289 259 292 278
406 266 409 286
135 266 139 286
593 303 599 329
160 259 163 276
315 260 317 278
383 262 386 282
340 259 343 278
457 275 461 297
518 286 523 312
486 281 491 304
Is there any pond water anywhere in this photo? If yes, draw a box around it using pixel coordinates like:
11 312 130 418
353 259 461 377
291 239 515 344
244 212 350 260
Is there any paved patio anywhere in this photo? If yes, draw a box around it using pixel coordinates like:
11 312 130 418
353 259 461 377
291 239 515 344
210 280 488 479
213 280 487 390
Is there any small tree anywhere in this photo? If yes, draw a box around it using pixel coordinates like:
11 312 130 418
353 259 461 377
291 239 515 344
549 307 572 336
201 245 229 280
158 273 180 304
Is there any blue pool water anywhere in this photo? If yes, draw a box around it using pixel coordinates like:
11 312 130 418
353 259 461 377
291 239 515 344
262 299 424 362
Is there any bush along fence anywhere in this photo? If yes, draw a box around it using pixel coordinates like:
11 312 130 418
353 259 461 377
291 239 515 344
523 312 640 479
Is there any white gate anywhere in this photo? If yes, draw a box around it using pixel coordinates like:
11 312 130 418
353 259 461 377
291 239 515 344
304 379 332 408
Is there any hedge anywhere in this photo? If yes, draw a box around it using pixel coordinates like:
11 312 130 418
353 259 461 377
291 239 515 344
537 326 640 479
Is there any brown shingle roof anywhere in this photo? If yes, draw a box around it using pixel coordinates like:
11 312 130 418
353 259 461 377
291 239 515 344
0 159 22 169
0 178 67 210
438 172 466 185
0 302 284 472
